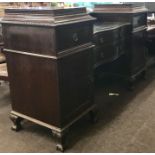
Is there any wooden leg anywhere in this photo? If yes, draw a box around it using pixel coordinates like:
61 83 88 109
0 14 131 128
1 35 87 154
52 129 68 152
89 109 98 124
10 113 23 132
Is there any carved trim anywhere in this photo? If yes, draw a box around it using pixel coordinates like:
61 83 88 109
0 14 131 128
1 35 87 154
1 13 95 27
93 5 148 14
57 43 95 58
4 48 57 59
10 104 96 133
62 104 96 131
10 111 62 132
94 22 131 34
132 26 146 33
4 43 95 59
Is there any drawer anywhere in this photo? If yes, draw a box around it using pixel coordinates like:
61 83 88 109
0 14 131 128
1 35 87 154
56 22 93 51
94 43 123 66
93 28 119 46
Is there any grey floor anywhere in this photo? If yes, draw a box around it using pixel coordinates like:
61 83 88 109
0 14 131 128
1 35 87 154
0 66 155 152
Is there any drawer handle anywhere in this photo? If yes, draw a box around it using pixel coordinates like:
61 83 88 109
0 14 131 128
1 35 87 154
72 33 78 42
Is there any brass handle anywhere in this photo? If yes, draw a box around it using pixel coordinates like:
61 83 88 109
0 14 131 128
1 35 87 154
72 33 78 42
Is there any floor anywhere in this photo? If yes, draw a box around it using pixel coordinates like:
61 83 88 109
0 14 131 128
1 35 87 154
0 66 155 152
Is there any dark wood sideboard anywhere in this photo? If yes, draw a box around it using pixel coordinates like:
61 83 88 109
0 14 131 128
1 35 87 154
1 8 96 151
91 4 148 86
93 21 131 69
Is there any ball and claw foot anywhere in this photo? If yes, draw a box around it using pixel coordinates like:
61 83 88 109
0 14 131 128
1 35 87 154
10 113 23 132
11 124 22 132
52 130 68 152
56 144 65 152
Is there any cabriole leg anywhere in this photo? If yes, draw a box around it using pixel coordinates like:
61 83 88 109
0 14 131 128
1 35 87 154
52 129 68 152
10 113 23 132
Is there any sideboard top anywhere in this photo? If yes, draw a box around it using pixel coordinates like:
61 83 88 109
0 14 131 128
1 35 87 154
93 21 131 34
1 7 96 27
93 4 148 13
4 7 86 16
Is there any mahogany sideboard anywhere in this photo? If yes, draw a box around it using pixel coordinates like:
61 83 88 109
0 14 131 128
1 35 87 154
91 4 148 87
1 7 96 151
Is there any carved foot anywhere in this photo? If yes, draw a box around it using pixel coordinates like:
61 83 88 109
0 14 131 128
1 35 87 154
52 129 68 152
89 109 98 124
10 113 23 132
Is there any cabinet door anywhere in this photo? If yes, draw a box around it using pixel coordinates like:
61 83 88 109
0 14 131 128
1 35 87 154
58 47 94 127
5 51 61 127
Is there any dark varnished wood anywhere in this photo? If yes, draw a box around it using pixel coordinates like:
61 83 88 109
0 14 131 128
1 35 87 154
4 7 86 16
52 129 69 152
56 22 93 51
2 8 96 151
129 28 147 75
91 4 147 29
147 25 155 56
91 4 147 86
5 46 94 128
93 22 131 68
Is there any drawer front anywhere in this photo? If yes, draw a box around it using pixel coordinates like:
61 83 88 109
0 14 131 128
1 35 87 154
3 24 56 56
93 28 119 46
94 43 123 66
56 22 93 51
